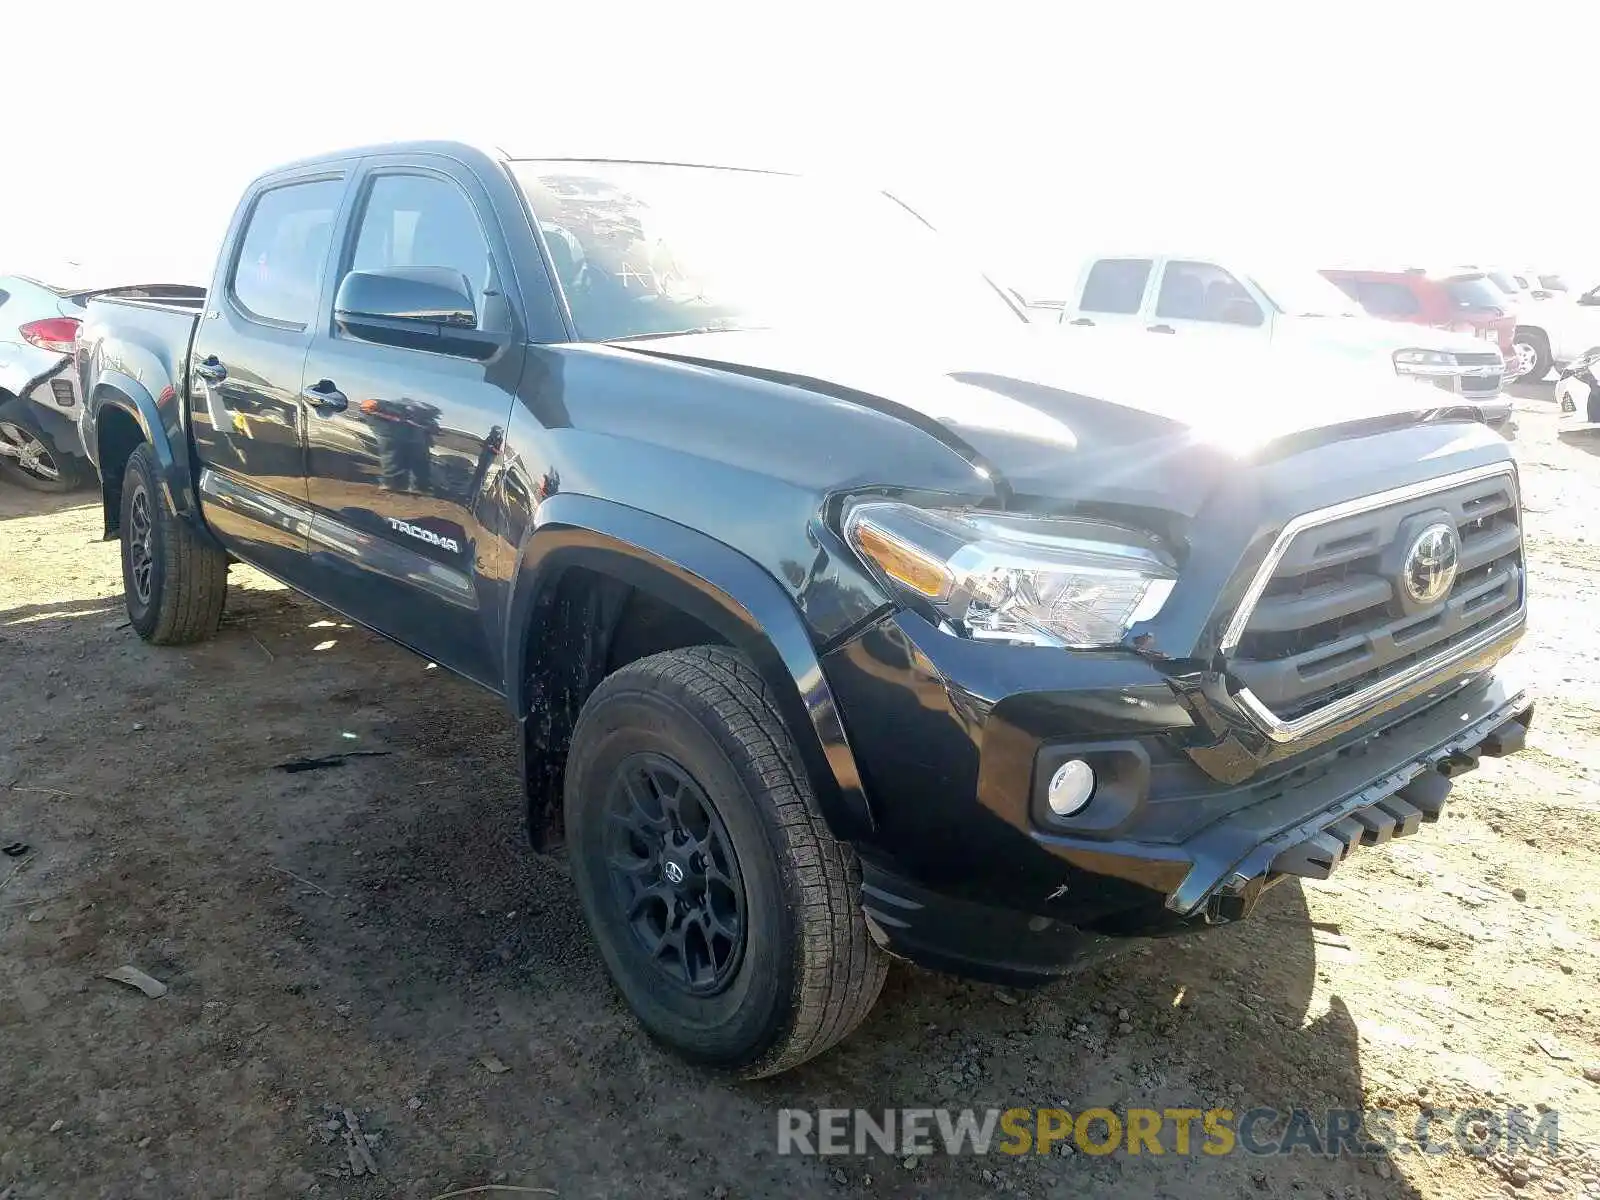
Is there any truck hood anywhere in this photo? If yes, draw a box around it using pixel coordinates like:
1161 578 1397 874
619 326 1477 514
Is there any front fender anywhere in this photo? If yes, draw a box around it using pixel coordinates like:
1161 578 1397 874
505 492 876 842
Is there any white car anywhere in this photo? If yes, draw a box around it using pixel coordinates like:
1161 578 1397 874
1556 348 1600 435
0 270 203 490
1048 253 1511 425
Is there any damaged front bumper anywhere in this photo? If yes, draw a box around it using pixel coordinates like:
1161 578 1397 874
836 604 1532 984
1166 672 1532 921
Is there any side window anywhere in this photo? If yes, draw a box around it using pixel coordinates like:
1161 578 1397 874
348 173 493 323
230 179 344 327
1352 280 1422 317
1155 260 1261 325
1078 259 1152 314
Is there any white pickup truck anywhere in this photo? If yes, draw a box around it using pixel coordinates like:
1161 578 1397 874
1503 282 1600 381
1045 254 1510 424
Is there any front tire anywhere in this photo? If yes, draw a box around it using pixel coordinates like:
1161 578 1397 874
120 443 228 644
565 646 886 1077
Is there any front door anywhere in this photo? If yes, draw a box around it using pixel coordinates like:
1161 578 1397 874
190 173 350 585
299 161 525 688
1145 259 1268 340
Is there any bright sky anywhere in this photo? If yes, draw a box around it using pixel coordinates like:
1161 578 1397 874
6 0 1595 295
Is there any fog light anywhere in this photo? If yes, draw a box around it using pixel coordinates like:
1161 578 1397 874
1046 759 1096 816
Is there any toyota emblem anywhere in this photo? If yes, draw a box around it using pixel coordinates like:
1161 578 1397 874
663 861 685 884
1401 522 1459 607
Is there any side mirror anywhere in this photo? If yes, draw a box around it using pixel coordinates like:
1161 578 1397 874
1579 291 1600 308
335 267 477 329
1220 298 1264 327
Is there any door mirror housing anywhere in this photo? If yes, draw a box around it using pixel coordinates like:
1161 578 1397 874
334 267 506 358
335 267 477 328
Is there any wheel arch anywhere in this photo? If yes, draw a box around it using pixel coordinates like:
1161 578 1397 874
89 372 198 540
506 493 875 850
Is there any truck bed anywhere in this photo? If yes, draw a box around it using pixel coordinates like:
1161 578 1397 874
77 292 205 465
90 287 207 314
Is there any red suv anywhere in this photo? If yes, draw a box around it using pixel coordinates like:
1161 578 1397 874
1321 267 1516 366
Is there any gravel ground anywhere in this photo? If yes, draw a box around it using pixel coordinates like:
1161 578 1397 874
1 384 1597 1200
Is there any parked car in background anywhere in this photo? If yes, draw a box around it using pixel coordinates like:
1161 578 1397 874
1051 254 1509 423
1474 268 1575 380
1321 266 1515 375
1523 281 1600 382
0 270 202 490
1556 347 1600 435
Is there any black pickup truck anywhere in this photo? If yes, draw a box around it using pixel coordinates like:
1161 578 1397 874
77 141 1533 1078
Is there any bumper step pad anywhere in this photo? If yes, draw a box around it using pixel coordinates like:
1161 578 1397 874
1269 774 1448 880
1264 708 1535 883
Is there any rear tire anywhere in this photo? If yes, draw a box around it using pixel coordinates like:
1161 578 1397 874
0 398 84 493
120 443 228 645
564 645 886 1077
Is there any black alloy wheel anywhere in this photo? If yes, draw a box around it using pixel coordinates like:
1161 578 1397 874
603 752 747 996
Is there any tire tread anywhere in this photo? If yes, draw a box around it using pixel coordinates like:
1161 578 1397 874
123 444 227 645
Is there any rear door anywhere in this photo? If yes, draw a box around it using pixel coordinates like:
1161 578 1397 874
190 168 353 584
298 155 526 687
1066 257 1154 329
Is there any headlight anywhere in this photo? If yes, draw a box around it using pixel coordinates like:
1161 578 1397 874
842 501 1177 648
1393 348 1458 378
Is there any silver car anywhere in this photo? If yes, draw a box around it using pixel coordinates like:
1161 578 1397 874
0 270 201 491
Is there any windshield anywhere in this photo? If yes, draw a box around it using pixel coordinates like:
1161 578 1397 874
508 161 1021 341
1444 275 1504 311
1245 265 1362 317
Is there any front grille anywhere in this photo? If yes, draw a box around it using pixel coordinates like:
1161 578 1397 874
1452 351 1503 396
1228 468 1524 727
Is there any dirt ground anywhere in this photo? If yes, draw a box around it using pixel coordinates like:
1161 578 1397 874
2 386 1598 1200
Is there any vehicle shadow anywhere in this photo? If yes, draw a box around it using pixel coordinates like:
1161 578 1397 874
0 594 122 626
1508 379 1556 404
0 485 99 523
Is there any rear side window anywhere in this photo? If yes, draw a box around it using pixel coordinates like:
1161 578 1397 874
1079 259 1151 314
1351 280 1421 317
231 179 344 327
349 173 494 309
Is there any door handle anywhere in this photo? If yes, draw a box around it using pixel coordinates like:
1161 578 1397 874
1147 323 1177 334
195 356 228 383
1068 317 1095 327
301 381 348 413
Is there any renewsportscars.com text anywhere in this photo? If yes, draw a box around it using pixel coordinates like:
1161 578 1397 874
777 1106 1561 1158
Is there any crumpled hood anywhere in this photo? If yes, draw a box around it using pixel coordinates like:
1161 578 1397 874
619 325 1477 512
